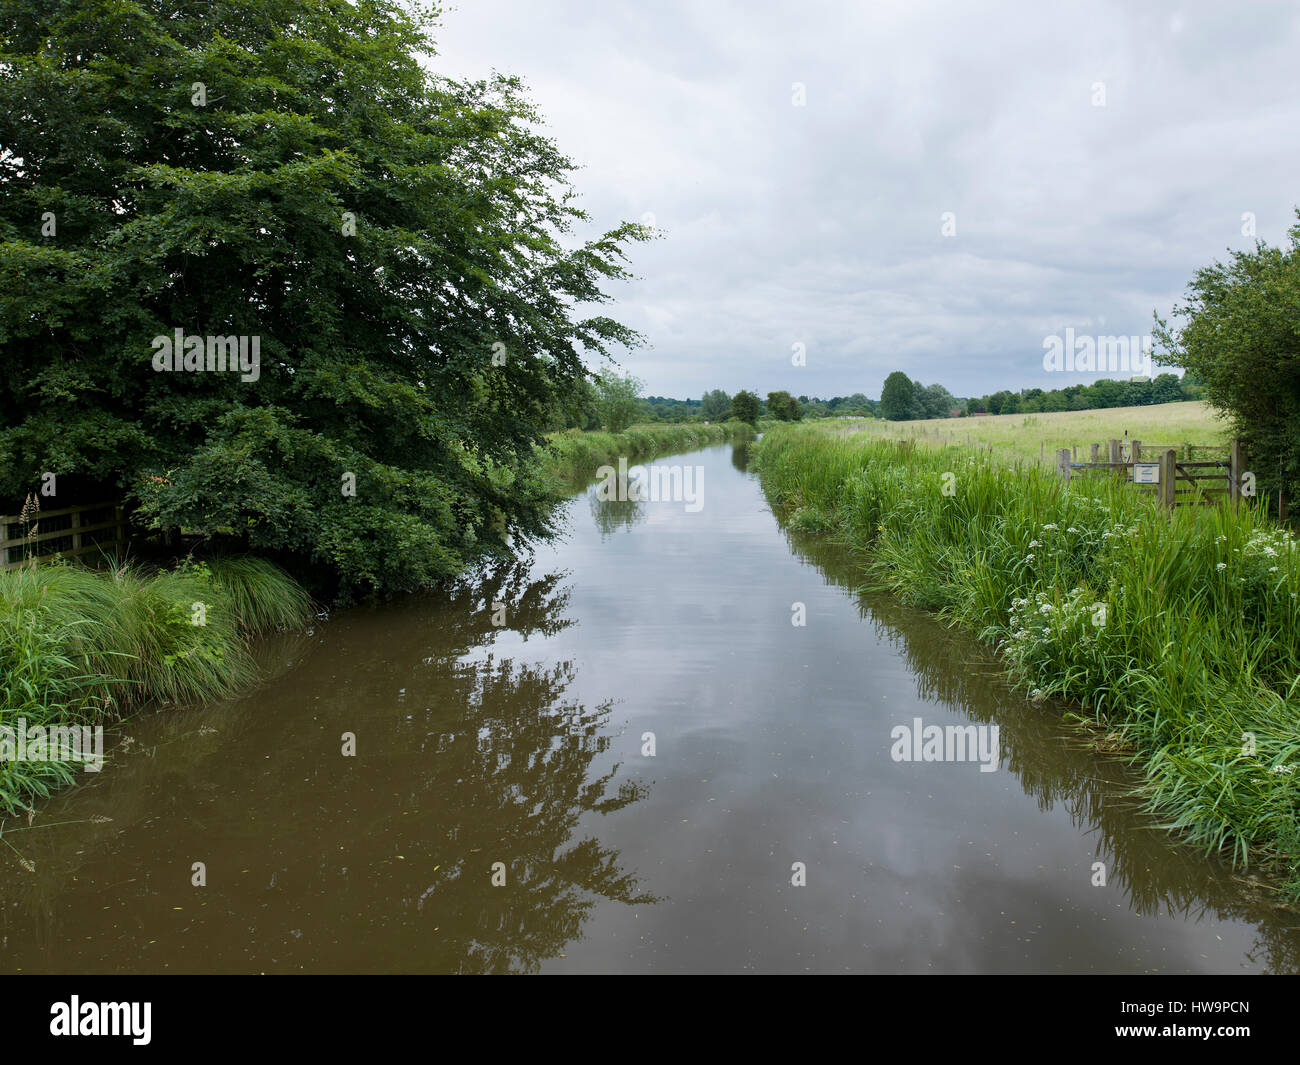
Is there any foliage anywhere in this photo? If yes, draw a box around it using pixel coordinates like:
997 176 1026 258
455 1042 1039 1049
765 390 802 421
700 389 731 421
729 390 760 426
1154 212 1300 507
0 0 648 597
593 371 644 434
879 371 921 420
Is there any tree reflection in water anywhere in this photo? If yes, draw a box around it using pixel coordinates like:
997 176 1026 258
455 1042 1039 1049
589 490 646 536
0 561 656 974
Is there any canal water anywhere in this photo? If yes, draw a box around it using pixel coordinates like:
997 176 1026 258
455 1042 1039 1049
3 442 1298 973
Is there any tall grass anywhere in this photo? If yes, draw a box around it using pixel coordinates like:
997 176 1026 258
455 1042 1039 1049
0 557 312 815
754 422 1300 897
543 421 754 485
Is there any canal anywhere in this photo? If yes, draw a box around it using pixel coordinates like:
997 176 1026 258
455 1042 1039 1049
3 441 1298 973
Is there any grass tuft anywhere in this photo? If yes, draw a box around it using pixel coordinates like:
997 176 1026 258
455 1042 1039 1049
0 557 312 815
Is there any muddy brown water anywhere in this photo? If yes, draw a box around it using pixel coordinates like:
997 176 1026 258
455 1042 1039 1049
3 442 1298 973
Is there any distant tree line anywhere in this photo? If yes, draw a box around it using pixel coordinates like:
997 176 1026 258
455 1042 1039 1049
967 372 1202 416
551 368 1204 432
878 370 1203 420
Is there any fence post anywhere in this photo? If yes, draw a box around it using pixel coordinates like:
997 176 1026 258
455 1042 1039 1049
1161 449 1177 508
1229 439 1241 509
1131 440 1141 463
1057 448 1071 483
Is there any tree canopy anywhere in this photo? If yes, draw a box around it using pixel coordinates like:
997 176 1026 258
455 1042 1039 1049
700 389 731 421
729 390 760 426
0 0 648 596
1155 213 1300 501
879 371 920 420
765 390 802 421
594 371 643 433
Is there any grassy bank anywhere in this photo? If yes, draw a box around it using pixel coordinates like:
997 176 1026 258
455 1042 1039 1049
0 558 312 814
543 420 755 484
753 422 1300 898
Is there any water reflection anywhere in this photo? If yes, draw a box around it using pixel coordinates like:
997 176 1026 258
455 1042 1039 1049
588 491 646 536
0 563 654 973
777 522 1300 974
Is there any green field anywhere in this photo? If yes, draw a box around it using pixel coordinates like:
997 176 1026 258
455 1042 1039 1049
839 401 1231 465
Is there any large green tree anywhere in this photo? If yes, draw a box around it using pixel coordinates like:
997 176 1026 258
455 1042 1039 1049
700 388 730 421
729 390 759 426
1154 214 1300 499
879 371 918 420
916 382 955 419
0 0 647 596
593 371 643 433
765 390 801 421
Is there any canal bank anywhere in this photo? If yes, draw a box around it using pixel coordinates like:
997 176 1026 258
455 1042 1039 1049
2 441 1297 973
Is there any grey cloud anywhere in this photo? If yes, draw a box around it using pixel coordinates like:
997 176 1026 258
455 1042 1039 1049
433 0 1300 398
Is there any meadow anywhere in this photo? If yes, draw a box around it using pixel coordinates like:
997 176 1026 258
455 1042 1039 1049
844 401 1230 465
752 419 1300 899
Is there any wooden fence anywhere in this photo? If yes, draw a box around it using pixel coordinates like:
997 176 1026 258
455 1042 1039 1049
0 500 128 570
1056 438 1245 508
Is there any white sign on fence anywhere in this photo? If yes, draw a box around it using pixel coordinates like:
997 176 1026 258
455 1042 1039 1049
1132 463 1160 484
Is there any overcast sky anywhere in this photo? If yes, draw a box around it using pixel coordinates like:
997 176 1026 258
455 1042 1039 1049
431 0 1300 401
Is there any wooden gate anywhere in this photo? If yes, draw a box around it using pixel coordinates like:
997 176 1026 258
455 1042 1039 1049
1057 439 1244 509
